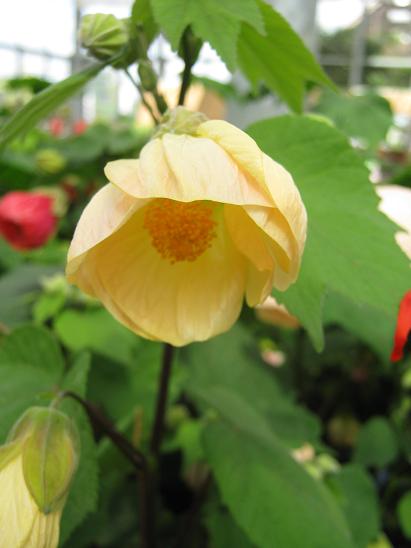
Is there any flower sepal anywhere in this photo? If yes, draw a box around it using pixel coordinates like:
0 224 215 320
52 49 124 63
8 406 80 514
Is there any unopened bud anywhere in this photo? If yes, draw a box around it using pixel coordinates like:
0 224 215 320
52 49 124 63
138 60 158 92
36 149 66 174
9 406 80 513
80 13 129 61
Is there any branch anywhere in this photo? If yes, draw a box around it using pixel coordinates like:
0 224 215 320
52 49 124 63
150 343 175 455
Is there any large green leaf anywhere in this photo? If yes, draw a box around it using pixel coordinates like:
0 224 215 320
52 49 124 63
323 293 393 360
150 0 264 69
0 63 105 149
203 419 353 548
184 325 320 449
184 326 352 548
327 465 380 548
238 1 333 112
247 116 411 354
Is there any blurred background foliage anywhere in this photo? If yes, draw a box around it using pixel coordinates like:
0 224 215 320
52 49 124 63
1 0 411 547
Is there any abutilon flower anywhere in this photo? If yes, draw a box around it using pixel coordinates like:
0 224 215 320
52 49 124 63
67 108 307 346
0 191 57 250
0 407 79 548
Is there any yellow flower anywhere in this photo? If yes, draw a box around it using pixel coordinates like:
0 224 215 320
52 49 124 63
67 108 307 346
0 446 62 548
0 407 79 548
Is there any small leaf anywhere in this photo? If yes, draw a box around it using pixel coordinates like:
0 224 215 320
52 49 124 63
0 63 105 149
314 91 393 149
54 308 138 365
397 491 411 540
354 417 399 468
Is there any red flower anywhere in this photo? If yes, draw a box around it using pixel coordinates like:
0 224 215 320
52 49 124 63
73 120 88 135
391 290 411 362
0 191 57 251
49 117 64 137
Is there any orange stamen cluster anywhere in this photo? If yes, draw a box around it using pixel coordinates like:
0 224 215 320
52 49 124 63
143 199 217 263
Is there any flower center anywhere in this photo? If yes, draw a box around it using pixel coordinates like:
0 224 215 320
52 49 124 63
143 199 217 264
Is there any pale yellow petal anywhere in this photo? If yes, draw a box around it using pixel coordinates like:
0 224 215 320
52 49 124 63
198 119 307 247
25 507 61 548
245 265 274 307
105 134 273 206
66 183 145 279
0 454 48 547
74 205 247 346
256 296 299 329
224 204 298 293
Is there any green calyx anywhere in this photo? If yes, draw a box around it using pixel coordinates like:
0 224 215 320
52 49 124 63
8 406 80 514
80 13 129 61
153 107 208 139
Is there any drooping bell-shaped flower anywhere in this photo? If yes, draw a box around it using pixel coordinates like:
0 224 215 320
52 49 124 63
67 108 307 346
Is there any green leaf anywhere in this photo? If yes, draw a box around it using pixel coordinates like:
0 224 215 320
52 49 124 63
60 353 99 544
314 91 393 149
184 325 320 449
205 496 255 548
54 308 138 365
247 116 411 354
184 326 352 548
238 1 333 112
0 264 59 327
0 325 64 377
203 419 354 548
131 0 159 44
150 0 264 69
354 417 399 468
0 326 64 440
397 491 411 540
323 293 393 360
33 291 66 324
0 63 105 149
327 465 380 548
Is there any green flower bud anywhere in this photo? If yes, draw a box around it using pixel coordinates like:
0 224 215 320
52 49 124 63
8 406 80 513
138 60 158 92
80 13 129 61
36 149 66 174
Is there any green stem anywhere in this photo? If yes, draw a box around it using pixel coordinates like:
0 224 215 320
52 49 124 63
178 33 194 106
124 69 159 125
